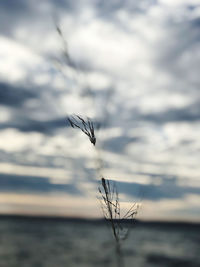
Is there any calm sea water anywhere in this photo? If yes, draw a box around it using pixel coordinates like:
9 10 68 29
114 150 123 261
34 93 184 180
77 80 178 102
0 216 199 267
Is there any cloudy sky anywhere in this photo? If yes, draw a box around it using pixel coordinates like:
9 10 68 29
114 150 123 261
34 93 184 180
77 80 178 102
0 0 200 221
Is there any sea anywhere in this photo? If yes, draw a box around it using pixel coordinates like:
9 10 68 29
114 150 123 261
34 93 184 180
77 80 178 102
0 216 199 267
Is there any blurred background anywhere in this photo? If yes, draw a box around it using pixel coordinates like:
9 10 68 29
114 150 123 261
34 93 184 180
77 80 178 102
0 0 200 266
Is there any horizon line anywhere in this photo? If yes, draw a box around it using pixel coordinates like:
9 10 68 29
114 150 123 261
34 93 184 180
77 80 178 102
0 213 200 226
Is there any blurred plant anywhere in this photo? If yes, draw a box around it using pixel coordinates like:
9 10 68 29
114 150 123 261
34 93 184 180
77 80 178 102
68 115 96 145
99 177 139 267
55 21 114 127
55 20 139 267
68 114 139 267
99 178 138 240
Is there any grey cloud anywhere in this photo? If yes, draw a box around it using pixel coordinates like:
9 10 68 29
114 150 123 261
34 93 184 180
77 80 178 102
0 0 76 37
127 101 200 125
0 173 81 195
0 0 157 39
116 177 200 201
154 16 200 91
0 116 68 134
0 149 64 168
0 0 30 16
0 0 33 36
103 135 141 153
0 82 70 134
0 82 37 107
142 104 200 124
95 0 157 17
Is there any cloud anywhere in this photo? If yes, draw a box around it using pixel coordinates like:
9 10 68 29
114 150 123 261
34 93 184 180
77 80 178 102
94 0 157 18
0 80 70 134
0 82 37 107
0 0 76 37
103 135 141 153
0 36 43 82
141 103 200 124
0 0 31 35
0 82 68 134
0 116 67 134
116 177 200 201
0 0 200 219
0 173 81 195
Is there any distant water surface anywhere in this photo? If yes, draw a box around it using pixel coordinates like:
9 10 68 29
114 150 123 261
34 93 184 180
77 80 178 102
0 216 199 267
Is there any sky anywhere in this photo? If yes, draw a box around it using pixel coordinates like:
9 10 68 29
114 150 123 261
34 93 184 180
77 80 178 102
0 0 200 221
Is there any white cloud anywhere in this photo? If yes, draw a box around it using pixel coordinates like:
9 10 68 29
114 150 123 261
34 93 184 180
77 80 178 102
158 0 199 7
0 36 42 83
0 129 43 152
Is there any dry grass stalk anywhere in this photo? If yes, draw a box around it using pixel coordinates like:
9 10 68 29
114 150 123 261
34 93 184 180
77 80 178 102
68 115 139 266
68 115 96 145
99 178 138 241
99 177 139 267
56 24 77 69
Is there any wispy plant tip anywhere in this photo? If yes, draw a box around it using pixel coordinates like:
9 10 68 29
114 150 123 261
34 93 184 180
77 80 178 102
67 115 96 145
